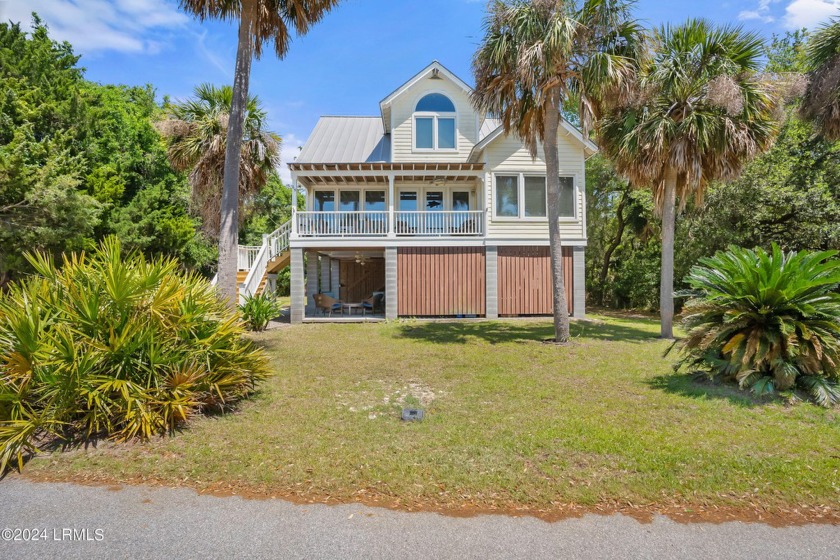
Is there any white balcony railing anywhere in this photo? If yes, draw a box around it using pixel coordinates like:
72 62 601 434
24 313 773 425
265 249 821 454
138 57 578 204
296 211 389 237
394 210 484 236
294 210 484 238
237 245 262 270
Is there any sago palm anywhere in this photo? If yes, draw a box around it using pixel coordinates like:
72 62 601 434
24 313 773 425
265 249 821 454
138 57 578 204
597 19 778 338
472 0 643 342
158 84 280 238
178 0 341 305
672 245 840 407
800 16 840 140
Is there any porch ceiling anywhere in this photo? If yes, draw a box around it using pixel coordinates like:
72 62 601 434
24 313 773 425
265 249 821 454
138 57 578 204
290 162 485 188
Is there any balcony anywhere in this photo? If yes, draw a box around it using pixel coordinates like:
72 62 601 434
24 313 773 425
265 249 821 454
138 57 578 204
294 209 485 238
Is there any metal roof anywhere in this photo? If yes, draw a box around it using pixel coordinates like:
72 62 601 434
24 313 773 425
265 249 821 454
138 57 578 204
479 118 501 141
294 117 390 164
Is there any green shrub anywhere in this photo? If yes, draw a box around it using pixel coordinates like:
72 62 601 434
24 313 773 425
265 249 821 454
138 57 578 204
240 292 283 332
0 237 269 471
672 244 840 406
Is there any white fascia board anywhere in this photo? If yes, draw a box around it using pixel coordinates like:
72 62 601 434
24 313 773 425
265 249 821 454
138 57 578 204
379 61 474 132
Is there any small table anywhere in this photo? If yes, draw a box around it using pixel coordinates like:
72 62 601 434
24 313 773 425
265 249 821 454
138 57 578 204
342 303 364 316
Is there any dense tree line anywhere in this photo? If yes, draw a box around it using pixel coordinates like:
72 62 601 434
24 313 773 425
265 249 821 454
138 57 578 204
585 31 840 311
0 19 296 288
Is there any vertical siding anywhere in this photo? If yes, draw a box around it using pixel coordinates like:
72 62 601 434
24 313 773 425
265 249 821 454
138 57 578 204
339 260 385 302
497 247 573 316
397 247 485 316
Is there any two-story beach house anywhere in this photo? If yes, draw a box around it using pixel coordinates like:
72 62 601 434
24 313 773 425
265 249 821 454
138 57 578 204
236 61 596 323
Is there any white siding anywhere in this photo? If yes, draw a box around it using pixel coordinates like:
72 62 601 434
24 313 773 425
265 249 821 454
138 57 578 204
390 78 477 162
483 132 586 241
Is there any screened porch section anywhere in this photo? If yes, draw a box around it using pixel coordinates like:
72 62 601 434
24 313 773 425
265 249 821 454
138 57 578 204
305 249 386 321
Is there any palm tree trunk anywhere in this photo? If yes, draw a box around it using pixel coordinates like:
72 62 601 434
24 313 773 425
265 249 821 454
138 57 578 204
659 168 677 339
599 183 629 306
544 87 570 343
217 0 257 306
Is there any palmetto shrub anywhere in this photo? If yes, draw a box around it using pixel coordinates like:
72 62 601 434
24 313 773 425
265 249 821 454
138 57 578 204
240 292 283 332
672 245 840 406
0 238 268 471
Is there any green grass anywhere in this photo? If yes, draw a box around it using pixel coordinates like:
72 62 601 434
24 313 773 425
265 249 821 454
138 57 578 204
25 316 840 516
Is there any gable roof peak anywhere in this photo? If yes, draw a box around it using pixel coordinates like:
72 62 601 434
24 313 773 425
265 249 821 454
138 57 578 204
379 61 474 132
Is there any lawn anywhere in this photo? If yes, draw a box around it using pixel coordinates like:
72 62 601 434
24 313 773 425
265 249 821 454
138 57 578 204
24 316 840 522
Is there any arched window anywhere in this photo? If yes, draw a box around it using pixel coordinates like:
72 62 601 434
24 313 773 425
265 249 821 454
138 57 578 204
414 93 456 151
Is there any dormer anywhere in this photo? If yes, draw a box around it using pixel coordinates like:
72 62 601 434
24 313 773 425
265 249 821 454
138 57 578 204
379 61 479 162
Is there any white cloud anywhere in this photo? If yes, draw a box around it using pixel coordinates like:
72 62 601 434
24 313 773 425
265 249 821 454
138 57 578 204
738 0 775 23
784 0 840 28
278 132 305 185
2 0 188 53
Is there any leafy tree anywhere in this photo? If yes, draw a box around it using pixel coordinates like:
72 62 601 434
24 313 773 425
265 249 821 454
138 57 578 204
800 17 840 139
472 0 642 342
177 0 341 306
597 20 778 338
0 18 216 284
157 84 280 238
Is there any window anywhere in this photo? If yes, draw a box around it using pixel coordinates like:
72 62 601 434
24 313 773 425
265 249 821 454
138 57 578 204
452 191 470 211
495 175 519 217
339 191 360 212
494 174 576 219
399 191 418 211
365 191 385 211
415 117 434 149
414 93 456 151
314 190 334 212
524 176 547 218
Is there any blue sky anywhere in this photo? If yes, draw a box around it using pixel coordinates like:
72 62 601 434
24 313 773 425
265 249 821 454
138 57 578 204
3 0 838 181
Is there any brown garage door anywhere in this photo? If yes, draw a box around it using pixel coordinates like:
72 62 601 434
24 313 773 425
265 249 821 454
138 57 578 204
398 247 485 316
498 246 573 316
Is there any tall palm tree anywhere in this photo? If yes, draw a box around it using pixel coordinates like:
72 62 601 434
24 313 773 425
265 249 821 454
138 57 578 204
158 84 280 238
800 16 840 140
178 0 341 305
597 20 778 338
472 0 642 343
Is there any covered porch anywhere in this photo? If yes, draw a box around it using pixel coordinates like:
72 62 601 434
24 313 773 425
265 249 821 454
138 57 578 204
301 248 387 322
289 162 486 239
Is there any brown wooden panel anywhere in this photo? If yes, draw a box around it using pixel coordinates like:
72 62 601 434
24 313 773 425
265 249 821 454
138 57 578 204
339 259 385 302
498 246 573 316
397 247 485 316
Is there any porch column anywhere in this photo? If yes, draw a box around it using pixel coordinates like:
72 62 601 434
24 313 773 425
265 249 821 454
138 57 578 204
385 247 398 320
320 256 331 294
387 174 396 238
485 246 498 319
305 250 319 316
290 247 305 324
572 246 586 318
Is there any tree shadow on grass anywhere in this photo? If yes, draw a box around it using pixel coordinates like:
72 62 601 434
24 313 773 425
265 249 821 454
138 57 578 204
647 372 782 408
394 319 660 345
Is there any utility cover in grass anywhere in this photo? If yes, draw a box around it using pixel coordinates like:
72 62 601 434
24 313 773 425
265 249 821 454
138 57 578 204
401 408 424 421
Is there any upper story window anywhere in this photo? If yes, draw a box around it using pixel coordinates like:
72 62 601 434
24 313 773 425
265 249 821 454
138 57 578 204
414 93 456 151
494 174 576 220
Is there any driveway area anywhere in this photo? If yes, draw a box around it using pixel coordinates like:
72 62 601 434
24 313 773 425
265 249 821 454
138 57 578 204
0 477 837 559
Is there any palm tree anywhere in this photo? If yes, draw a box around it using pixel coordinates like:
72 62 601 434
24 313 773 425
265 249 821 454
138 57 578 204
158 84 280 238
597 20 778 338
472 0 642 342
178 0 340 304
800 16 840 140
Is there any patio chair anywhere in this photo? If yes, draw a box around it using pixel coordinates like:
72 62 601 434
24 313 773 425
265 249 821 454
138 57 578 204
361 292 385 314
313 293 343 316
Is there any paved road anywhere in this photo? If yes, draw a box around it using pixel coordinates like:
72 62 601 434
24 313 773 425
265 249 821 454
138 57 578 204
0 477 837 559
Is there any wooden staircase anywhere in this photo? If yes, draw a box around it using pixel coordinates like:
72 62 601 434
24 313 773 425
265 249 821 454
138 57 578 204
234 220 292 301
